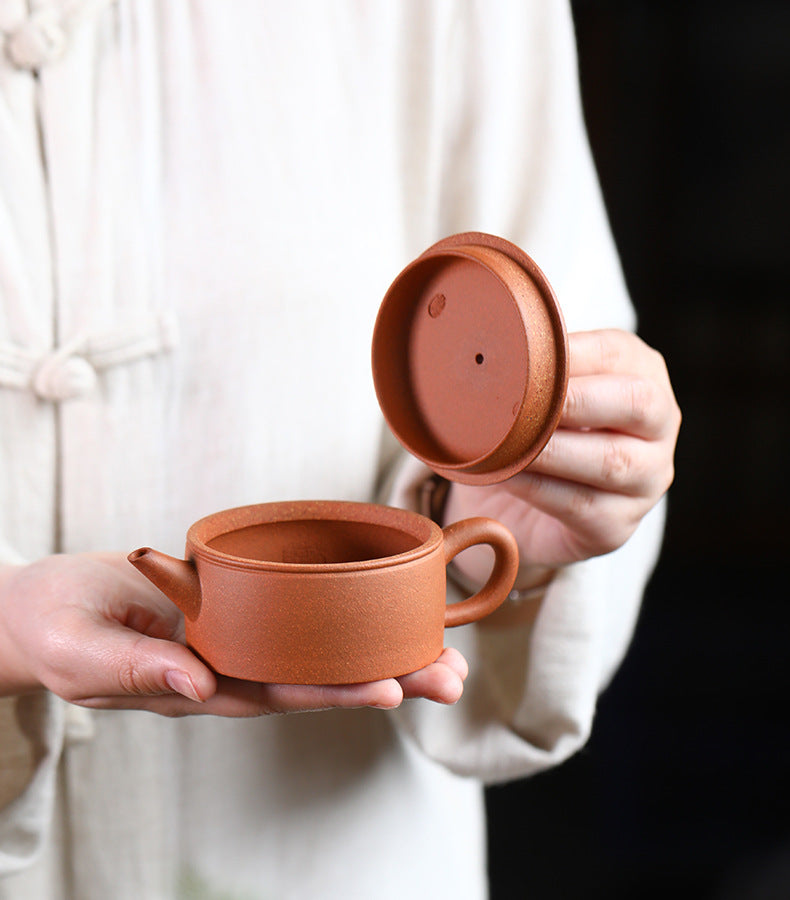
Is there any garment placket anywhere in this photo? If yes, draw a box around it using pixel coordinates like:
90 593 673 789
0 0 59 561
4 0 113 552
6 11 179 898
4 0 176 560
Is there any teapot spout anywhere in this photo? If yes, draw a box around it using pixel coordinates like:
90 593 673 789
128 548 202 621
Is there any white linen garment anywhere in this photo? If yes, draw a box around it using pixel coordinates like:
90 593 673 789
0 2 665 898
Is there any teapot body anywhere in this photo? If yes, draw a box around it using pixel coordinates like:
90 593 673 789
187 539 447 683
130 499 519 684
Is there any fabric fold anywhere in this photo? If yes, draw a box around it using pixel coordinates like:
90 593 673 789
0 693 65 877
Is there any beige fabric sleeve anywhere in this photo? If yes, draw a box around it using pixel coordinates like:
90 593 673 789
383 455 663 783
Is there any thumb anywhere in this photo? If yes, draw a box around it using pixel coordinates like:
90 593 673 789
61 617 217 705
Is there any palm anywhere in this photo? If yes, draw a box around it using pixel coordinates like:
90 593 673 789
446 482 580 570
0 553 467 715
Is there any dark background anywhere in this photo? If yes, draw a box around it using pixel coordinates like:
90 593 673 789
486 2 790 897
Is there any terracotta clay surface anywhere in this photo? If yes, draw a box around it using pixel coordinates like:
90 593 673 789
129 500 519 684
372 232 568 484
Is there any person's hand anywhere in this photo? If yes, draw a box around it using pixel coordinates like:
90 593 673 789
444 329 681 580
0 553 467 715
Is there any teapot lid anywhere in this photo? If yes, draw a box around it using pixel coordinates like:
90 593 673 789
371 232 568 485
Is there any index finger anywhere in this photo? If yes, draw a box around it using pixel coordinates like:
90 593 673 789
569 330 667 379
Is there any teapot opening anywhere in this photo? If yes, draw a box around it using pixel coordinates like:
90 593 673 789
206 519 423 565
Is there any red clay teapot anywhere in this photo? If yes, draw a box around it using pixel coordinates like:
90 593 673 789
129 233 568 684
129 500 519 683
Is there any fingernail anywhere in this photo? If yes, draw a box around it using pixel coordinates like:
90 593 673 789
165 670 202 702
372 699 403 710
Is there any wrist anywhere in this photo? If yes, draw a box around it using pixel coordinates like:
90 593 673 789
0 564 43 696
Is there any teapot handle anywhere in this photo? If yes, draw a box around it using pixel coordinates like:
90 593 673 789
442 518 519 627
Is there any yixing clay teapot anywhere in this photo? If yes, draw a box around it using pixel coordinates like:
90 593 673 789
129 500 519 684
129 233 567 684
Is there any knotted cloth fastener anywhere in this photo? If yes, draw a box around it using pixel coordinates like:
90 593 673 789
0 314 179 402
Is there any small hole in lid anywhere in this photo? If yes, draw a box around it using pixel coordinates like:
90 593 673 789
475 353 484 365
